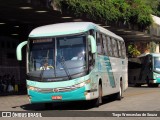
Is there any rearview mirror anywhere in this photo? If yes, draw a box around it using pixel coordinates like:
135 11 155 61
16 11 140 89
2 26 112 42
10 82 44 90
88 35 96 53
16 41 28 61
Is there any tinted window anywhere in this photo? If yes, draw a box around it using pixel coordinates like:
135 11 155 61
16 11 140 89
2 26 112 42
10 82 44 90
111 38 118 57
107 37 113 57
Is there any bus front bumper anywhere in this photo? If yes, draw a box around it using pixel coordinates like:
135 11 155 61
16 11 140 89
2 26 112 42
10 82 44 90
28 87 86 103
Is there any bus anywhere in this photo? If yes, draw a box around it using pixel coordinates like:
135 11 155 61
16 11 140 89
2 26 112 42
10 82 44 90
129 53 160 87
16 22 128 107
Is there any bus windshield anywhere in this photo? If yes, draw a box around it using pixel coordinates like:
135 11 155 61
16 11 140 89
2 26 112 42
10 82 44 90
28 34 87 81
154 57 160 71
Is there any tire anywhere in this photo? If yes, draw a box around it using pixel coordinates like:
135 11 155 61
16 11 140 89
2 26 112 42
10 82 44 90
116 81 123 100
154 84 159 87
146 76 152 87
135 83 141 87
93 84 102 107
148 83 153 87
151 84 159 87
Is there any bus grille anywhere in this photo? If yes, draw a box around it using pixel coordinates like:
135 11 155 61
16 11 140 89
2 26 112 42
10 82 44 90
37 86 78 93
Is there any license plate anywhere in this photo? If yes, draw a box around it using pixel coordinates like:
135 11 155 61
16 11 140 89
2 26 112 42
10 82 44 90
52 96 62 100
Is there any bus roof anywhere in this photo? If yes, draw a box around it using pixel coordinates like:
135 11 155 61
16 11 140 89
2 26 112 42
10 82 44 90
149 53 160 57
138 53 160 57
29 22 123 41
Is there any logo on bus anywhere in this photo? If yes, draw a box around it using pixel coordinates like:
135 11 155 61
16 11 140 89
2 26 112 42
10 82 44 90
53 88 59 92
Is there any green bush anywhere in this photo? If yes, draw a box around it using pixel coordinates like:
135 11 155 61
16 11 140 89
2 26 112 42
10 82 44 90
128 44 141 57
57 0 153 30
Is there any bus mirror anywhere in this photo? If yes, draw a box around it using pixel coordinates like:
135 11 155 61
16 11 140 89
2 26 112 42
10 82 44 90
88 35 96 53
16 41 28 61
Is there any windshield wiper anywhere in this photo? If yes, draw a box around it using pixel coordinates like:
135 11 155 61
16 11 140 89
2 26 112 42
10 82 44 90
40 69 44 81
60 56 71 80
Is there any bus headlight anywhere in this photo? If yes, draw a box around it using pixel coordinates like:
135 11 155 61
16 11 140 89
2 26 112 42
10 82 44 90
28 86 40 91
85 79 91 84
74 79 91 88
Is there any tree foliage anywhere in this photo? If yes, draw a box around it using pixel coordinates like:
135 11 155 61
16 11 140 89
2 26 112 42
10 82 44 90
58 0 153 30
144 0 160 17
128 44 141 57
128 0 153 30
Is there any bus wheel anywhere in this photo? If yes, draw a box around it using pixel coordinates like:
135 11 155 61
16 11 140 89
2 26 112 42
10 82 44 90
116 81 122 100
148 83 152 87
135 83 141 87
93 84 102 107
149 84 159 87
154 84 159 87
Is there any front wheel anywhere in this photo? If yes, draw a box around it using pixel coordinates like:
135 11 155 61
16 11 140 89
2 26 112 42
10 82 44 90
135 83 141 87
92 84 102 107
148 83 159 87
116 81 123 100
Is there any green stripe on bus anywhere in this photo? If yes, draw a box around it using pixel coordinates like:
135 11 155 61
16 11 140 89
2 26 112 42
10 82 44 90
104 56 116 88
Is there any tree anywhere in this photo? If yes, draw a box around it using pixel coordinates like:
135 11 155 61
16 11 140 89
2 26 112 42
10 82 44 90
57 0 153 30
126 0 153 30
143 0 160 16
128 44 141 57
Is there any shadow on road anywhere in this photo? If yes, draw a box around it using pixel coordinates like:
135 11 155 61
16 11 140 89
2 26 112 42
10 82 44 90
20 96 117 111
129 84 160 88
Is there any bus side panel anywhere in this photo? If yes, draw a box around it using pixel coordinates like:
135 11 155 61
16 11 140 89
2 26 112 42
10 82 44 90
122 58 128 91
96 55 110 96
84 69 99 100
97 55 121 96
109 56 128 92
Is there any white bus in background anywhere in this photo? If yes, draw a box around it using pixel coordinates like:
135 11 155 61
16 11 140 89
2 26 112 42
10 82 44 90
16 22 128 107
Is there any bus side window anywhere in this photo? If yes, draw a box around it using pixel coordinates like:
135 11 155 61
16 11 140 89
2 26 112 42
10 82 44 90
96 32 104 55
117 41 122 58
89 29 95 38
107 37 113 57
102 35 108 55
121 42 126 58
88 34 95 70
111 38 118 57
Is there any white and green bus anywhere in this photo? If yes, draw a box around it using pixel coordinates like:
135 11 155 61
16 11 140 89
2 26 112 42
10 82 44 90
129 53 160 87
16 22 128 107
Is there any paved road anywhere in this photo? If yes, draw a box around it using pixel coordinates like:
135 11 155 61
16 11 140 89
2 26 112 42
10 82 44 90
0 86 160 120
